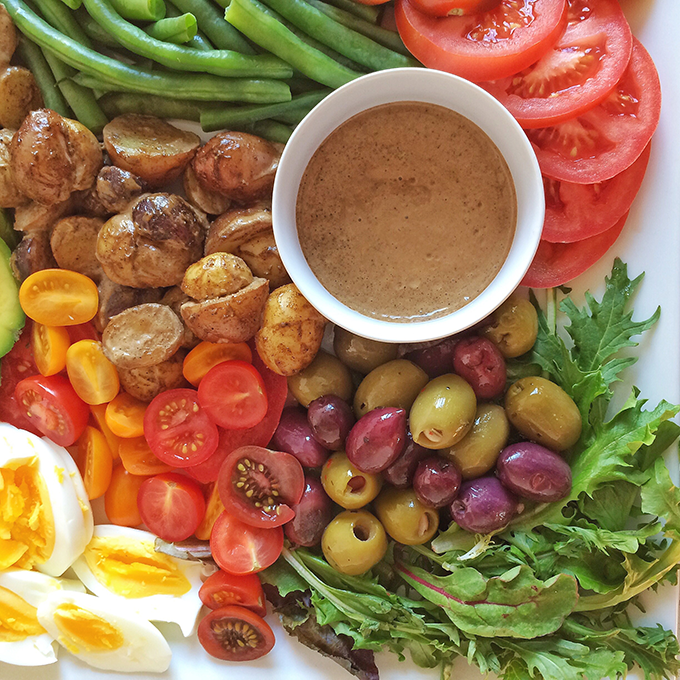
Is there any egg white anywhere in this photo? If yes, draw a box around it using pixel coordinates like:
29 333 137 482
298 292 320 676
36 590 172 673
71 525 205 637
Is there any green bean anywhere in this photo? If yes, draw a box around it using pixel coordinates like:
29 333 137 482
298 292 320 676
324 0 379 23
59 0 82 9
168 0 254 54
260 0 416 71
16 35 71 116
249 119 291 143
98 91 202 120
306 0 412 57
109 0 165 21
225 0 362 88
82 0 292 78
286 75 322 94
32 0 93 46
145 12 196 43
200 88 328 131
2 0 293 101
74 6 119 47
164 2 213 50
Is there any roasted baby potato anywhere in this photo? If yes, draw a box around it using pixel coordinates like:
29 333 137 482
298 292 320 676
96 193 207 288
181 252 253 300
0 128 26 209
255 283 326 376
191 131 280 203
102 303 184 369
13 197 73 232
118 349 187 402
0 66 42 129
96 275 163 332
160 286 199 349
0 6 17 66
103 114 200 188
50 215 105 281
183 163 230 215
10 109 102 205
10 231 57 281
77 165 147 218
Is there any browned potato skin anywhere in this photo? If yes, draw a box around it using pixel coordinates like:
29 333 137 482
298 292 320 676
50 215 105 281
96 275 163 332
118 350 187 402
255 284 327 376
96 193 207 288
181 252 253 300
103 114 200 188
10 231 57 281
77 166 148 218
10 109 102 205
13 197 73 232
192 132 280 203
0 66 42 129
183 163 230 215
0 128 26 208
181 277 268 344
0 6 17 66
160 286 199 349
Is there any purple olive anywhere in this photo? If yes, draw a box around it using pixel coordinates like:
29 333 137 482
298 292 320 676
413 457 462 508
453 336 506 400
382 431 428 488
307 395 355 450
496 442 572 502
450 477 519 534
271 408 330 468
285 476 333 547
346 407 406 473
404 337 459 379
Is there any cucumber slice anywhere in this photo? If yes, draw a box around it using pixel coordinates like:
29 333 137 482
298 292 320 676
0 237 25 358
0 208 18 250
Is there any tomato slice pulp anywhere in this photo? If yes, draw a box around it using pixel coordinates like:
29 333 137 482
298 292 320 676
410 0 500 17
199 570 267 617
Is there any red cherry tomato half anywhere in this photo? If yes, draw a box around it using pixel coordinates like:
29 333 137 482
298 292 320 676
198 361 268 430
218 445 305 528
395 0 567 82
14 374 89 446
198 605 275 661
411 0 499 17
522 211 627 288
137 472 206 542
210 511 284 575
144 388 219 467
481 0 632 128
199 570 266 617
542 144 650 243
527 39 661 184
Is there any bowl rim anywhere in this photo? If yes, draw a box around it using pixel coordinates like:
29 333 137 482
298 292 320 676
272 67 544 344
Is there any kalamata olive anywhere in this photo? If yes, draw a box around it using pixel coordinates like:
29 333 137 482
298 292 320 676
481 295 538 358
382 431 428 488
374 487 439 545
450 477 519 534
287 350 353 407
452 336 506 400
271 408 330 468
505 376 582 451
413 457 462 508
404 337 458 379
333 326 398 374
496 442 572 502
346 407 406 473
307 395 355 450
285 477 334 547
321 452 382 509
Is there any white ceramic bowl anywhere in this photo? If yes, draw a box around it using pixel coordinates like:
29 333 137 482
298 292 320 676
272 68 544 344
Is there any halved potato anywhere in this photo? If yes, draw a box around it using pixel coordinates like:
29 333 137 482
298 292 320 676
118 350 187 402
10 231 57 281
0 66 42 129
96 276 163 332
183 163 230 216
50 215 105 281
0 5 17 66
0 128 26 209
181 252 253 300
13 197 73 232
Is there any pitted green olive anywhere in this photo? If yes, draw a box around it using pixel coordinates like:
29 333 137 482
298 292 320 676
321 451 382 509
374 487 439 545
482 295 538 358
287 350 353 407
333 326 398 374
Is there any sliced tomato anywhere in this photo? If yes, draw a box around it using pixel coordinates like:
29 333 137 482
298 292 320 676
118 437 174 476
395 0 567 82
356 0 390 4
77 425 113 500
522 211 627 288
105 465 149 526
137 472 206 542
144 388 219 467
542 143 650 243
218 446 304 528
481 0 632 128
32 323 69 377
90 403 122 460
210 511 284 575
198 606 275 661
411 0 499 17
66 340 120 406
527 38 661 183
183 341 252 387
199 570 266 617
14 374 89 446
195 482 226 540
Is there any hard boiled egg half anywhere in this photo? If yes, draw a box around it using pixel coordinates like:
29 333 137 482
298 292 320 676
71 525 205 636
0 424 94 576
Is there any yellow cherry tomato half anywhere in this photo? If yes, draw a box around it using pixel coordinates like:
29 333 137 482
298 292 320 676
105 392 146 438
66 339 120 405
20 269 98 326
31 323 70 376
90 403 121 460
183 341 252 387
118 437 173 476
195 482 226 541
105 465 149 526
77 425 114 500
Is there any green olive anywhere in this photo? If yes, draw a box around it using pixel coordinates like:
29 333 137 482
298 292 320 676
442 404 510 479
287 350 353 407
505 376 582 451
321 451 382 509
333 326 398 374
409 374 477 450
482 295 538 358
374 488 439 545
321 510 388 575
354 359 429 418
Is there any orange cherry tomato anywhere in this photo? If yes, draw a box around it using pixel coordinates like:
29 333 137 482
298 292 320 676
66 340 120 405
77 425 114 500
90 403 121 460
118 437 174 476
105 465 149 526
183 341 253 387
195 482 226 541
31 323 70 376
105 392 146 438
19 269 98 326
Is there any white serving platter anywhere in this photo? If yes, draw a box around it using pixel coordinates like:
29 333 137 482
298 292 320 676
5 0 680 677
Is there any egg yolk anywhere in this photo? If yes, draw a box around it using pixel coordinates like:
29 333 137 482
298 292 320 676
83 536 190 598
0 585 47 642
53 603 124 653
0 460 55 571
